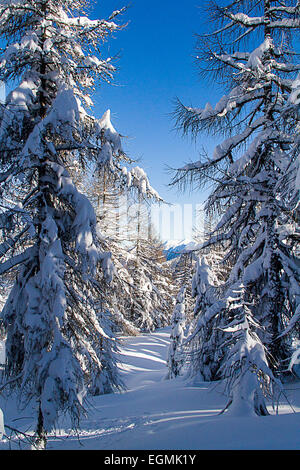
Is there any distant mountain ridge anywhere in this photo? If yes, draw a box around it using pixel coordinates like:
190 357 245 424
163 239 200 260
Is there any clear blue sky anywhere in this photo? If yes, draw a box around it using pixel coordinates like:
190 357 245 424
89 0 222 239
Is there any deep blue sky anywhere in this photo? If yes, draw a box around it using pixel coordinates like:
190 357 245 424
89 0 221 239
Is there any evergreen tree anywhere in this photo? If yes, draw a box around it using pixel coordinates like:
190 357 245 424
172 0 300 414
143 228 174 329
86 135 168 335
171 251 195 324
127 219 174 332
184 220 229 382
167 286 186 379
219 282 279 416
80 116 141 336
187 255 222 382
0 0 127 447
282 72 300 221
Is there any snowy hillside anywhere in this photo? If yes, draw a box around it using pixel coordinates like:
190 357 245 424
0 327 299 451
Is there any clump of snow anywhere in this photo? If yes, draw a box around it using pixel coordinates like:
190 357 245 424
48 161 100 275
99 251 115 284
127 166 162 201
246 38 274 74
98 109 122 154
224 370 258 418
289 73 300 105
5 77 38 112
44 85 86 130
289 345 300 379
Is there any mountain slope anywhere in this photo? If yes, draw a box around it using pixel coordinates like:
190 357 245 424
163 240 200 261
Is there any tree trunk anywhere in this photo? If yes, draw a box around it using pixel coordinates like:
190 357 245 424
35 403 47 449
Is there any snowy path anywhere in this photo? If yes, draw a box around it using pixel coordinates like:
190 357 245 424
47 327 227 450
118 328 172 389
0 327 300 450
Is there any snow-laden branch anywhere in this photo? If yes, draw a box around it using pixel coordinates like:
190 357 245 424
0 246 36 275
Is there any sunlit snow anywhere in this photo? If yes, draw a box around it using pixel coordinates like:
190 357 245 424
0 328 299 450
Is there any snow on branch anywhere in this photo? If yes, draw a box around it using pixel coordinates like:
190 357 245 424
227 12 265 27
47 161 100 275
0 246 36 275
123 166 164 202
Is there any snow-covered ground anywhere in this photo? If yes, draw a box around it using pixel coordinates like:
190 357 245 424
0 327 299 450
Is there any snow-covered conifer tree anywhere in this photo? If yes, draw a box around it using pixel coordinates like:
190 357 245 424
171 251 195 324
120 183 173 332
85 127 168 335
127 222 174 332
219 283 279 416
172 0 300 413
167 286 186 379
186 256 222 381
0 0 128 447
140 228 174 329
